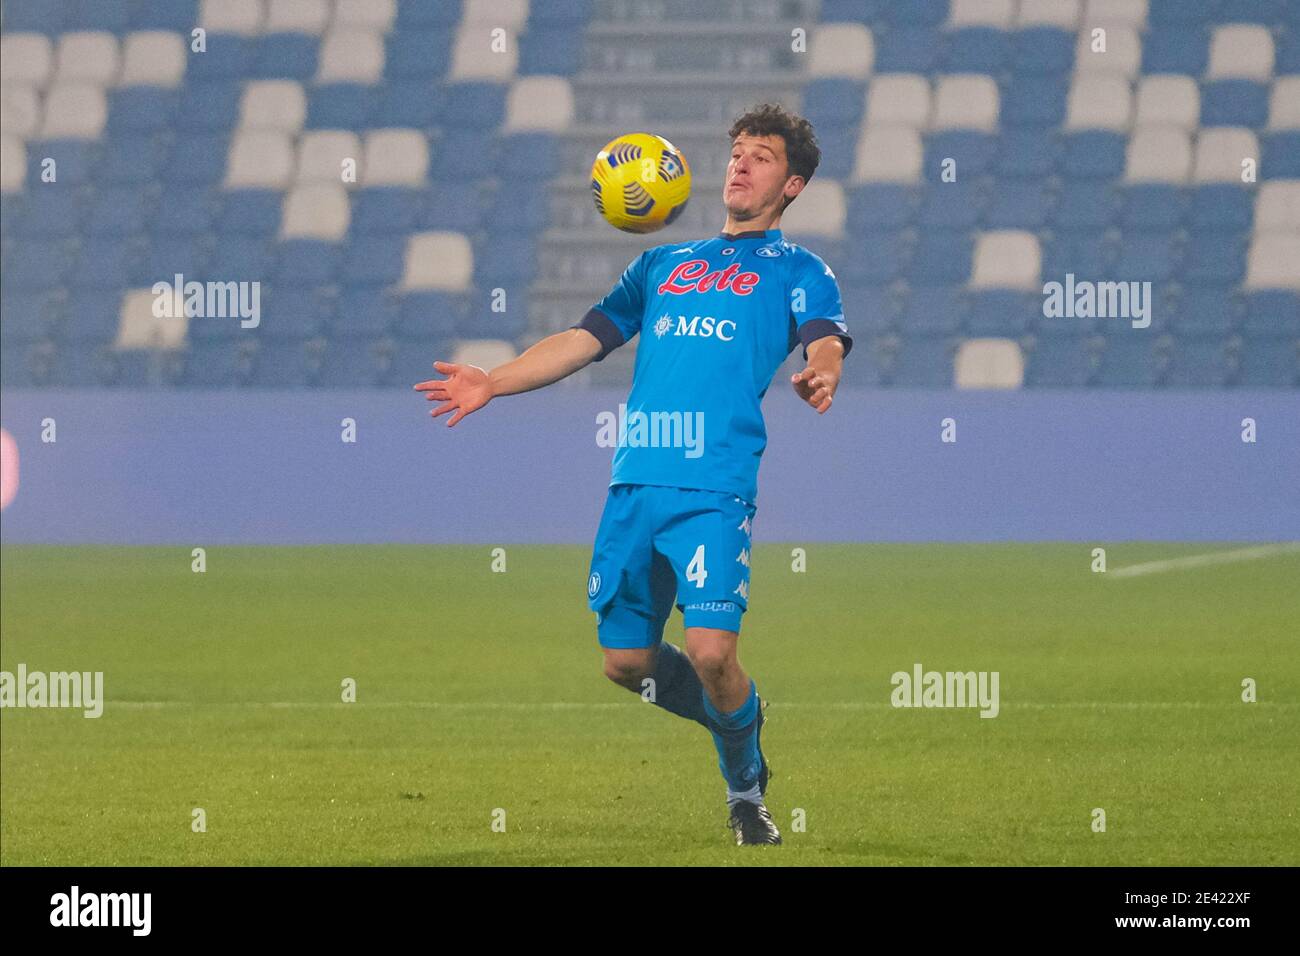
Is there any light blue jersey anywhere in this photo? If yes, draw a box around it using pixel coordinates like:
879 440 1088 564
573 227 852 504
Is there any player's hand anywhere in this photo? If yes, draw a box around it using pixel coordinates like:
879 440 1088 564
791 366 836 414
413 361 493 427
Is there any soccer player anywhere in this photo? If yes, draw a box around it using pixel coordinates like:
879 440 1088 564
414 104 851 846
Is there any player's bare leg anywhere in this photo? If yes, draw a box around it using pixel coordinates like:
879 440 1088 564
686 626 780 845
601 647 655 692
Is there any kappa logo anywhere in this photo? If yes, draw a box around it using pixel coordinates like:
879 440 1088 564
658 260 760 296
755 246 781 257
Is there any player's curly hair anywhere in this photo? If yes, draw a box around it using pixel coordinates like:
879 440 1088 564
728 103 821 211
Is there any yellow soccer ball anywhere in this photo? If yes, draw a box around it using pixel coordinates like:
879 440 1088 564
590 132 691 234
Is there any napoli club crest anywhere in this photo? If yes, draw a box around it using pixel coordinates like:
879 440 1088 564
588 571 602 598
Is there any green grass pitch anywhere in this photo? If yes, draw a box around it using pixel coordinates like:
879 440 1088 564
2 543 1297 866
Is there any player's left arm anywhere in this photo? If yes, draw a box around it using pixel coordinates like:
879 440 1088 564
791 336 844 414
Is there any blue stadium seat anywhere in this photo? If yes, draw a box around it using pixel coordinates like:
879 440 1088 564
1142 28 1208 74
186 35 251 80
385 31 453 79
996 129 1058 178
1024 331 1098 387
888 335 954 387
874 28 943 72
908 233 972 284
391 337 456 386
395 0 463 29
918 184 985 229
1218 0 1287 25
25 140 96 187
1060 132 1125 181
340 237 407 287
1201 80 1270 129
1011 28 1074 75
1277 33 1300 74
1182 235 1245 285
139 236 208 283
133 0 199 30
1050 183 1119 231
440 82 507 131
86 188 150 237
1096 334 1161 387
819 0 884 21
1115 235 1180 282
258 287 331 342
839 231 910 283
252 34 318 81
1243 291 1300 338
807 125 856 181
1239 339 1298 387
482 188 550 234
529 0 593 27
179 340 253 388
273 241 340 288
838 283 899 334
519 26 585 76
430 130 496 180
252 341 320 387
1149 0 1217 24
456 293 528 340
216 190 283 237
6 240 73 289
153 186 218 237
984 183 1054 229
1121 185 1188 232
108 89 179 134
1188 185 1253 235
1 0 68 33
396 293 464 339
1003 77 1068 127
944 27 1009 73
49 342 122 387
209 238 275 283
802 79 865 129
923 131 997 178
418 180 484 232
846 185 917 232
308 85 376 129
177 82 242 131
101 138 166 184
900 286 966 334
331 289 400 339
317 339 395 387
1165 338 1231 388
162 134 230 185
351 188 427 236
474 236 538 284
375 81 442 128
14 190 83 239
0 290 61 344
884 0 949 26
1261 132 1300 178
496 132 560 180
1171 287 1242 336
63 292 124 343
66 0 131 30
1041 232 1114 286
966 291 1037 336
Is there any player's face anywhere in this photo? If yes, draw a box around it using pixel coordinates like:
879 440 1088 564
724 134 798 221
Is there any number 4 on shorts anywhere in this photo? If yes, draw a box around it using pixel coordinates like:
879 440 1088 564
687 544 708 588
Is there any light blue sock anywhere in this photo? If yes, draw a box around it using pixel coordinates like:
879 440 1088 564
702 679 762 794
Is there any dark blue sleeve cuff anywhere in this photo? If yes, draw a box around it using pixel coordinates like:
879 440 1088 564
798 318 854 361
571 308 626 362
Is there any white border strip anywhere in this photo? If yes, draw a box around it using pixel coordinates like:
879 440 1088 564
1108 543 1300 579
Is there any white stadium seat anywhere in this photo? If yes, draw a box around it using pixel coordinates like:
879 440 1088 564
264 0 330 35
969 231 1041 290
461 0 529 29
1074 25 1141 77
0 86 41 138
852 126 923 183
453 340 519 368
361 129 429 186
1244 235 1300 289
225 129 295 188
39 83 107 139
54 32 120 86
402 232 474 291
1207 25 1274 81
118 32 187 88
199 0 265 37
1125 127 1193 183
932 74 1000 131
1135 75 1199 130
116 289 188 350
866 74 931 127
777 180 846 239
954 339 1024 389
0 135 26 193
1269 77 1300 131
1192 128 1259 183
281 182 350 239
1083 0 1147 28
1066 74 1132 130
809 24 874 79
947 0 1015 28
334 0 397 31
503 76 575 132
317 29 386 85
1254 182 1300 234
1016 0 1081 29
449 24 519 81
239 80 306 132
296 130 363 185
0 34 54 87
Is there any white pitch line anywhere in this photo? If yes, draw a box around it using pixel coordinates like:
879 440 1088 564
1108 543 1300 579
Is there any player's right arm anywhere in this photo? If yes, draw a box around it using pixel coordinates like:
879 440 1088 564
413 328 602 427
